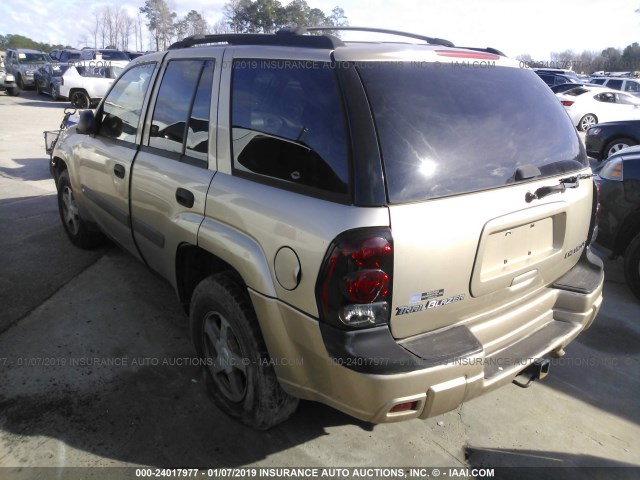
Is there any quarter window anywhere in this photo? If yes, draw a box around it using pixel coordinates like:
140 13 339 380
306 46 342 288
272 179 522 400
101 63 156 143
231 60 349 195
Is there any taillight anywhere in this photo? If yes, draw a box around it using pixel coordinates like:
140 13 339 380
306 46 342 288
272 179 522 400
561 100 574 107
316 228 393 329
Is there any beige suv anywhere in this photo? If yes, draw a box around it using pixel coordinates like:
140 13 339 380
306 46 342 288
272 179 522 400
50 27 604 429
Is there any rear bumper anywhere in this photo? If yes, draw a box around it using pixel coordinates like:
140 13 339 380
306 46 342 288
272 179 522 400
250 249 604 423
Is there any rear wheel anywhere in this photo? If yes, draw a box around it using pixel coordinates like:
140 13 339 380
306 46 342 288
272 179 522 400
70 90 90 109
190 274 298 430
578 113 598 131
8 86 20 96
56 170 103 249
624 233 640 301
604 137 636 159
50 83 60 101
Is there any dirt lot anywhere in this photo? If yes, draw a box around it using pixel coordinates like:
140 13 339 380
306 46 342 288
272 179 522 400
0 90 639 478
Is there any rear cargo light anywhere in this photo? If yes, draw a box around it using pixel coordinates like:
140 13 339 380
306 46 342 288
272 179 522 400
561 100 574 107
316 228 393 329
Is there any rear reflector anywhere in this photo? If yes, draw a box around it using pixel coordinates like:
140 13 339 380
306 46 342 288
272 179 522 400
561 100 574 107
390 401 418 413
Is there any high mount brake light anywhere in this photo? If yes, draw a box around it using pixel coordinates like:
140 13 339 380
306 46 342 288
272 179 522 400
316 228 393 329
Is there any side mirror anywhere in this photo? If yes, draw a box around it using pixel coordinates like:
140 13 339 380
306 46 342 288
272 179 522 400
76 109 96 135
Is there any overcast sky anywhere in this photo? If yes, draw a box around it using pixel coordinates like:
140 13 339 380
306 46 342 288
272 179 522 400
1 0 639 60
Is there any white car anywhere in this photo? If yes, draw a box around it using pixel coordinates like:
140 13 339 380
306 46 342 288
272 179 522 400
557 86 640 131
58 61 127 108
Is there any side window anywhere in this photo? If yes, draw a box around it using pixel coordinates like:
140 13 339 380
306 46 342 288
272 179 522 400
625 81 640 93
592 78 606 85
149 59 214 163
606 79 623 90
100 63 156 143
595 92 616 103
231 60 349 195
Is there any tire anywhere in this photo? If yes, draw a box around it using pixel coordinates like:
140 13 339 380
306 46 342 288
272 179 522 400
56 170 103 249
16 74 24 90
8 86 20 96
50 83 59 101
624 233 640 301
36 83 43 95
604 137 636 159
70 90 90 109
190 274 299 430
578 113 598 132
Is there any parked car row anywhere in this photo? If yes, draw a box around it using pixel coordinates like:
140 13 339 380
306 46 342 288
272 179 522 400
2 47 134 107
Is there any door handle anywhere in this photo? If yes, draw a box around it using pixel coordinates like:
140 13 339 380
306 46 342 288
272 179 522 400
175 188 195 208
113 164 125 178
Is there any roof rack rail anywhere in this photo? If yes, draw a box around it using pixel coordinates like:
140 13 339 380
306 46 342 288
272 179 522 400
168 32 342 50
299 26 455 48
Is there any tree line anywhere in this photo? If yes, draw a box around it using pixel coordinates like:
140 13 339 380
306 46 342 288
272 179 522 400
0 0 348 53
518 43 640 74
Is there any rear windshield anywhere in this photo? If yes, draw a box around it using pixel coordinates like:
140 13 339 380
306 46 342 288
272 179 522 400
99 50 129 61
565 87 590 96
358 62 586 203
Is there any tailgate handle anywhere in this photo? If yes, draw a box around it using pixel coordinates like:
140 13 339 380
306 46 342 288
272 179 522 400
526 173 593 203
175 188 195 208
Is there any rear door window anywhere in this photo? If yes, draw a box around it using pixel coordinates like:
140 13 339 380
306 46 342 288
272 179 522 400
358 63 585 203
148 59 214 165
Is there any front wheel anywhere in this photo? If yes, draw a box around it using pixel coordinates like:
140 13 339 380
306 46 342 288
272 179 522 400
190 274 298 430
8 86 20 96
70 90 90 109
624 233 640 301
604 137 636 159
578 113 598 131
56 170 103 249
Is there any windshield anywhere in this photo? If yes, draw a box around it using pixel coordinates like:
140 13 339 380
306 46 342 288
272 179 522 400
21 53 49 63
358 62 586 203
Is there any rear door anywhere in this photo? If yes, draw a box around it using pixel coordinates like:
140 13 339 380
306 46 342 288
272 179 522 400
356 60 594 339
129 50 221 283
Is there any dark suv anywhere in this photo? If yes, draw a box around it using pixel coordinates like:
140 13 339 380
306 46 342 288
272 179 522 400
594 146 640 299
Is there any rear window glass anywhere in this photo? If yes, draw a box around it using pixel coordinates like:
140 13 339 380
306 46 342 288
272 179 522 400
358 63 586 203
565 87 589 96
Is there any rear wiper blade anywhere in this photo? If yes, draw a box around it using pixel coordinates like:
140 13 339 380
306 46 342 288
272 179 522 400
525 173 593 203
